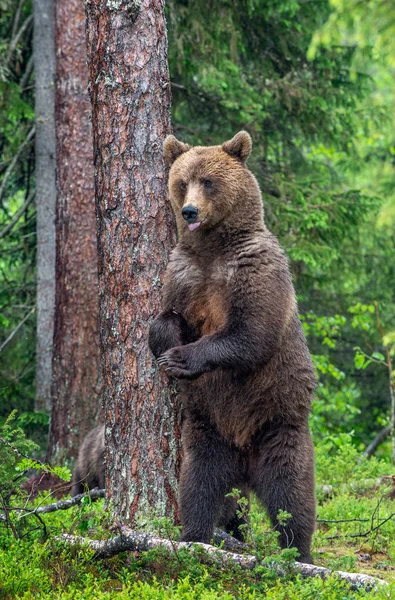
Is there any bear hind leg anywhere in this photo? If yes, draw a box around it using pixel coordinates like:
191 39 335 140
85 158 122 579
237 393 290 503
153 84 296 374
250 424 315 564
180 417 244 544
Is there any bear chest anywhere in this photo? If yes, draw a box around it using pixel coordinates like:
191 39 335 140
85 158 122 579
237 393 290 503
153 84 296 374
170 253 231 336
184 287 227 336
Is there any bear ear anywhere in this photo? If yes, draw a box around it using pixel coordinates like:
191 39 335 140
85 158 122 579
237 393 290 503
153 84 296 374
222 131 252 163
163 135 190 166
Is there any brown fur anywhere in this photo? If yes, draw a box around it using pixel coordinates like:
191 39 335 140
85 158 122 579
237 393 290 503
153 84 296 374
71 425 105 496
149 132 317 562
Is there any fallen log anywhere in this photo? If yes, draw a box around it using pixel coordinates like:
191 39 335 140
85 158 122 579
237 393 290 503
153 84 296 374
56 524 388 592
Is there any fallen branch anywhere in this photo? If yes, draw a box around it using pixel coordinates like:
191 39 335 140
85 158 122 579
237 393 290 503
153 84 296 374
56 526 388 591
1 484 389 590
0 488 105 522
0 487 246 553
21 488 105 517
325 513 395 540
58 529 257 568
317 518 369 524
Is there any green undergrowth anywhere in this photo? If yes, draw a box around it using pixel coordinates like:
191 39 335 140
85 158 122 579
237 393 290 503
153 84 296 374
1 440 395 599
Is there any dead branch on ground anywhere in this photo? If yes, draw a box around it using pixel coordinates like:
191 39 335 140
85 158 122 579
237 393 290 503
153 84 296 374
56 524 388 591
0 488 105 522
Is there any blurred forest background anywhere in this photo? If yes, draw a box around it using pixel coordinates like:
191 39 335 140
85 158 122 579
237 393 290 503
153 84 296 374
0 0 394 462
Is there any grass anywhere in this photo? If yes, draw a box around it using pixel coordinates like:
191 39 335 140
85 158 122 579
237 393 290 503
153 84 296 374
0 440 395 599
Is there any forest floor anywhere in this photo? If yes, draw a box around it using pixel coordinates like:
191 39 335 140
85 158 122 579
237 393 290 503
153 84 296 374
1 441 395 599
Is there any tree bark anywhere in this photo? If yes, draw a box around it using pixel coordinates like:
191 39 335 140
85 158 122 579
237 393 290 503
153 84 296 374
46 0 102 463
33 0 56 412
85 0 181 523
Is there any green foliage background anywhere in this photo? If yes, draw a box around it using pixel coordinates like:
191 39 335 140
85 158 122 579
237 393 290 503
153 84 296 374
0 1 394 451
0 1 395 597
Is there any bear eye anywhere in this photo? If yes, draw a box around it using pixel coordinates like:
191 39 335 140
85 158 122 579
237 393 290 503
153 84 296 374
179 180 187 192
203 179 213 190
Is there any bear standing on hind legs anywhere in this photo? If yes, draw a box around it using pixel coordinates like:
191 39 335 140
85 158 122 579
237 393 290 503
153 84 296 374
149 131 317 563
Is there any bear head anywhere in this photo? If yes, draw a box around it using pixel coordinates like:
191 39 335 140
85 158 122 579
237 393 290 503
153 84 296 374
163 131 262 236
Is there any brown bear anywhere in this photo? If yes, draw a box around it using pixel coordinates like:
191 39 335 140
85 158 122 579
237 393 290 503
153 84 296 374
71 424 105 496
149 131 317 563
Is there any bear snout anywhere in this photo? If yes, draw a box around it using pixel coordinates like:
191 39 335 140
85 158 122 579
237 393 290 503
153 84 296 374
182 205 199 222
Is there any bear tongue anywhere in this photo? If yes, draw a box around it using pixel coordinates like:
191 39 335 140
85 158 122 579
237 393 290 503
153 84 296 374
188 222 201 232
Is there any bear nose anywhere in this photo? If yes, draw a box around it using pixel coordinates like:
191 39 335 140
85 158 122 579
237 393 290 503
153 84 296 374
181 205 199 222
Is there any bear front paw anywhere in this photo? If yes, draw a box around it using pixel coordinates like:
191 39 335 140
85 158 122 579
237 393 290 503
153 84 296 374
157 345 206 379
148 311 184 358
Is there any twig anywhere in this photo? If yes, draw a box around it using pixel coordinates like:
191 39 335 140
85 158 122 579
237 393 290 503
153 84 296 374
0 489 19 539
31 511 48 537
20 53 34 90
0 190 35 240
6 15 33 67
0 306 35 354
369 494 383 536
317 518 369 524
0 490 244 556
0 431 46 467
10 0 26 46
55 527 388 590
0 488 105 522
0 127 35 207
22 488 105 517
325 514 395 540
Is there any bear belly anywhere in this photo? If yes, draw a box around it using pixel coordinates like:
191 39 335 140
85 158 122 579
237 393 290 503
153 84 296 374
180 340 314 448
180 367 277 447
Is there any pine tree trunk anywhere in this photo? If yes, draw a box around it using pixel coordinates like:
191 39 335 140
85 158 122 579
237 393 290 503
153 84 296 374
46 0 102 463
33 0 56 413
85 0 181 522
